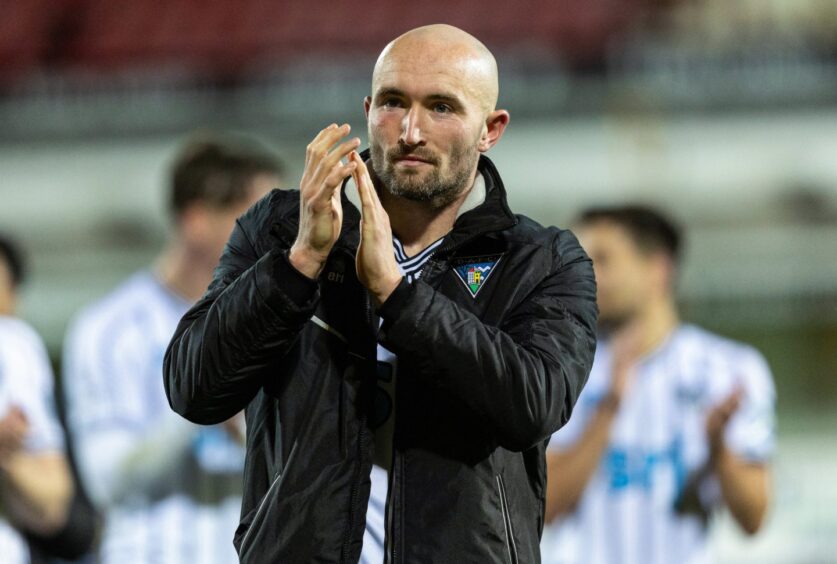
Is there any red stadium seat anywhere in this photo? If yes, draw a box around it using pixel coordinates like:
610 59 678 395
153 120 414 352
0 0 75 85
1 0 652 85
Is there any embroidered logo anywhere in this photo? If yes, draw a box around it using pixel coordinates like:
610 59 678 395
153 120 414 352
453 256 501 298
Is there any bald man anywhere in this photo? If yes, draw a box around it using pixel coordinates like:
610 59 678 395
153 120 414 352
165 25 597 563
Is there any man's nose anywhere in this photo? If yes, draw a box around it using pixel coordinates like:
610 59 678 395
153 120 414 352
400 106 426 146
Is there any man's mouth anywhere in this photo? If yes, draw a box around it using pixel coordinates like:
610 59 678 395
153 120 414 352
397 156 430 163
392 154 436 168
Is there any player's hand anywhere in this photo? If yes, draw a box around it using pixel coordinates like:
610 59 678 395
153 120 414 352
289 124 360 280
351 151 402 306
221 412 246 446
0 406 29 466
608 324 643 404
706 387 743 456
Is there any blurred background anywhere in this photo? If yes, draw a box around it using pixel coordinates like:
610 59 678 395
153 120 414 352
0 0 835 562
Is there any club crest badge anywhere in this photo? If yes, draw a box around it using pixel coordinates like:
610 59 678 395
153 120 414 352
453 256 502 298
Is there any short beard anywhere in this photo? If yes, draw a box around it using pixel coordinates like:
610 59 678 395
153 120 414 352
370 140 478 210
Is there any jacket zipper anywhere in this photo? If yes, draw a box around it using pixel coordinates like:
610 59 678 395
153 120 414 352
385 450 401 564
339 418 367 563
339 292 375 563
238 440 299 557
365 290 399 564
496 474 519 564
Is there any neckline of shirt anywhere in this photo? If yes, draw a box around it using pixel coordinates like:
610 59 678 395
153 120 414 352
392 236 444 266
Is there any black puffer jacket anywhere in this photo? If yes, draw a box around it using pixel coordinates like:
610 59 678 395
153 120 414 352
164 154 597 563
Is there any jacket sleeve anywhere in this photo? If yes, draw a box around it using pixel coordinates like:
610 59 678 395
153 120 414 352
377 229 597 452
163 194 319 424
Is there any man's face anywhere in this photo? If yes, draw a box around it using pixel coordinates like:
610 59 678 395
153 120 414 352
365 51 487 209
577 221 659 331
0 258 16 316
187 173 277 264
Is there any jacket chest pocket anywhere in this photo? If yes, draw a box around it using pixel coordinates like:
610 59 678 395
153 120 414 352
429 257 521 328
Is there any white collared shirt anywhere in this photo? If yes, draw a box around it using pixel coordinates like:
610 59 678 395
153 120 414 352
0 317 65 564
64 271 246 564
541 325 776 564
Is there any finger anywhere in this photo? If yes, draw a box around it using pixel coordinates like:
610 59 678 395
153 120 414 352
724 397 742 420
350 152 368 211
6 410 27 428
714 398 740 426
313 122 339 140
316 124 354 158
355 154 380 208
311 123 345 150
352 152 379 217
315 137 361 184
9 421 27 438
715 412 734 430
305 123 339 167
331 172 345 206
303 153 355 201
722 389 743 413
353 160 377 228
306 123 352 168
315 161 357 203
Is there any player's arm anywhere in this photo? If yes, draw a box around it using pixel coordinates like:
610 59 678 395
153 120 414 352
712 446 769 535
385 237 596 452
63 313 200 506
708 389 771 535
544 396 618 522
71 417 195 506
545 330 639 521
0 448 73 535
164 124 359 424
352 155 598 451
0 325 73 534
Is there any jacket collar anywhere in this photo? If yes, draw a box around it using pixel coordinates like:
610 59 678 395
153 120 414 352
442 153 518 252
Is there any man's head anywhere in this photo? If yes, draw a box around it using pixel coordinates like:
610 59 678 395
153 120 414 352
364 24 510 209
575 206 682 331
169 136 283 262
0 234 26 316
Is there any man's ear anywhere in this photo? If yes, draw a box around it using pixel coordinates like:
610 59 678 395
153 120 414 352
478 110 510 153
364 96 372 118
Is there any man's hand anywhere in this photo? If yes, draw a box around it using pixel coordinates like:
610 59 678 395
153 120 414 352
221 412 246 446
289 123 361 280
606 324 643 407
704 386 770 535
707 387 744 456
0 406 29 467
350 151 403 306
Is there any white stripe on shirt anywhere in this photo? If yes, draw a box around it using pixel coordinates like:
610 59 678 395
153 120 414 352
542 324 776 564
362 236 444 563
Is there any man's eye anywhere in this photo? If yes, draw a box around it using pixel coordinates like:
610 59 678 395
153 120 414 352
382 98 402 108
434 103 452 114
